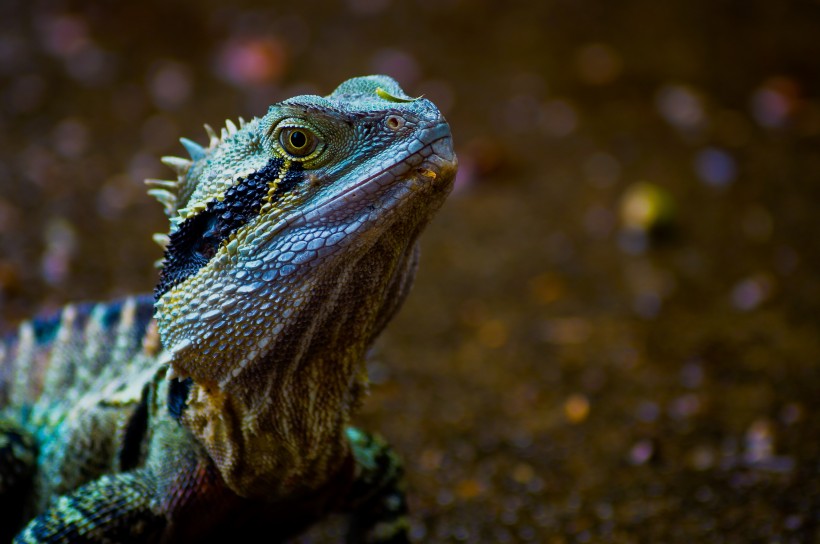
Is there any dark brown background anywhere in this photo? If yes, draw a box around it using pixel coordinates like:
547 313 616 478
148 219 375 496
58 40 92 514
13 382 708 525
1 1 819 541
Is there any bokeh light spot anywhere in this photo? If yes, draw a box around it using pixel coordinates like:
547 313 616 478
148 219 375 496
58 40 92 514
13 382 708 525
214 37 286 87
694 147 737 188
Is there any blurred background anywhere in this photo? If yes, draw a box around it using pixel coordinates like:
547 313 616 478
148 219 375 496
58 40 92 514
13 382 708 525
1 0 819 541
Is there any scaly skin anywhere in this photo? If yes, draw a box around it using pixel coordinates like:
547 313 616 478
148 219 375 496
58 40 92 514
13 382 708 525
0 75 456 543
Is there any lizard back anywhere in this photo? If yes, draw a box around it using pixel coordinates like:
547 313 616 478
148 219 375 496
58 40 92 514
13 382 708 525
0 295 158 426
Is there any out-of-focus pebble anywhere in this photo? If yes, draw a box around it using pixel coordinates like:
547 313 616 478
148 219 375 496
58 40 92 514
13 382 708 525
564 394 590 423
619 182 676 234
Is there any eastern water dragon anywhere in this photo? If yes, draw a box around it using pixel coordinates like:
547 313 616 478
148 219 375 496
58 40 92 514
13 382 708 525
0 75 457 543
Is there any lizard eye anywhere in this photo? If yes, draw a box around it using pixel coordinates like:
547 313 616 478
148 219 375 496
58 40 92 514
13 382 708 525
279 127 319 157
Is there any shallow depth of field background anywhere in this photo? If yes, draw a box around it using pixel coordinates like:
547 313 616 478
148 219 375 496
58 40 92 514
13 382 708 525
1 1 819 541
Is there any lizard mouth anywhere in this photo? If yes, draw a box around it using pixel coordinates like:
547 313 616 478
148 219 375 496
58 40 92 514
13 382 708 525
291 123 456 229
264 121 456 240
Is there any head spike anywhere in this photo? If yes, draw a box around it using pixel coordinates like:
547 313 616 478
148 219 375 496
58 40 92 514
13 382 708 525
145 179 178 190
238 116 247 128
147 188 177 215
152 232 170 250
180 137 206 161
225 119 238 135
204 124 220 148
161 156 193 176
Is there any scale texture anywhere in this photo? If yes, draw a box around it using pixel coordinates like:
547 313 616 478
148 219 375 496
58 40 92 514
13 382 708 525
0 75 457 543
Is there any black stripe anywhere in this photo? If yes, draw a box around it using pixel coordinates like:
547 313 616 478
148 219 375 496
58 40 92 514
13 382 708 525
272 161 303 199
119 382 151 470
155 158 303 299
167 377 193 421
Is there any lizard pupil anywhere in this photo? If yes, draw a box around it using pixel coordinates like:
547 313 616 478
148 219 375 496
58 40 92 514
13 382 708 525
289 130 307 149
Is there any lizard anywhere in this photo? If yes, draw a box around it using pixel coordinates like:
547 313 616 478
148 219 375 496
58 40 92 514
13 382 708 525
0 75 457 543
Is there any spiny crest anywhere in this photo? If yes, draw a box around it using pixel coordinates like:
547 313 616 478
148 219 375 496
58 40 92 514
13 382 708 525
145 153 191 218
152 232 170 269
146 118 247 248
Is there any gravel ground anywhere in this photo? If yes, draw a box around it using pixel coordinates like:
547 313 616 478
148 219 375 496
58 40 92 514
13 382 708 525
1 1 819 541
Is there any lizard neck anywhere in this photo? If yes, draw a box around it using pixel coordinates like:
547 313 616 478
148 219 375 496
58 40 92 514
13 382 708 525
178 236 420 498
179 356 356 499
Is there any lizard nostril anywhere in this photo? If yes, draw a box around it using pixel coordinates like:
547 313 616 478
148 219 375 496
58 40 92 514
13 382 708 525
385 115 405 130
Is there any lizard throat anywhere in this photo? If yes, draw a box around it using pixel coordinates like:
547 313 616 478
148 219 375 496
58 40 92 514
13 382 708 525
158 133 455 392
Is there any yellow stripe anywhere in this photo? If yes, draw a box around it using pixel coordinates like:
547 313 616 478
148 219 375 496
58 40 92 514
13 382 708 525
261 159 291 207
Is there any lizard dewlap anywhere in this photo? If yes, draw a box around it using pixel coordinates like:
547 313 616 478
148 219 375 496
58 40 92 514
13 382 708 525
0 75 456 543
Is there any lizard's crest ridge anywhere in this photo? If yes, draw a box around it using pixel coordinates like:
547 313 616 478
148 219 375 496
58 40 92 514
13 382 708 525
145 116 253 224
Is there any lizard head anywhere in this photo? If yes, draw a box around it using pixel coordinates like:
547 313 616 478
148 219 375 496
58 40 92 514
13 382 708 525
149 75 456 401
